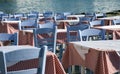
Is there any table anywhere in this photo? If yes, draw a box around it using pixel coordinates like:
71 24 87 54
1 20 21 30
0 21 20 33
23 29 67 33
94 25 120 40
55 18 80 29
62 40 120 74
56 18 79 23
98 16 120 20
1 21 21 24
94 25 120 31
8 51 66 74
98 16 120 25
0 21 34 45
0 45 66 74
66 14 85 18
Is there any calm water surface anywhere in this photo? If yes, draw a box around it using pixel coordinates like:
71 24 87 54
0 0 120 14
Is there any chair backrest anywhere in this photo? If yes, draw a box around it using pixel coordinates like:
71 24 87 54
27 13 38 19
33 23 57 53
85 12 95 17
54 12 72 21
89 20 104 27
112 19 120 25
30 11 39 15
79 16 94 24
67 24 89 42
3 17 20 21
38 22 55 29
78 28 105 41
63 12 72 16
0 45 47 74
63 12 72 19
95 13 106 18
0 12 4 20
0 33 18 46
0 11 4 14
85 12 96 21
19 19 38 30
43 11 53 18
1 14 9 21
54 13 65 21
43 11 54 23
14 13 24 19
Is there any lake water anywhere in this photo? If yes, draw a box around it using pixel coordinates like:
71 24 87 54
0 0 120 14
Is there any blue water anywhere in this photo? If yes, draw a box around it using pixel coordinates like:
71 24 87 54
0 0 120 14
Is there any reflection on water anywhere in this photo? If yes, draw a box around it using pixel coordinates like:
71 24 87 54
0 0 120 14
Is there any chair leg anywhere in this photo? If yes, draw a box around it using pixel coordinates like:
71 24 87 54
68 66 72 74
58 44 65 61
86 68 93 74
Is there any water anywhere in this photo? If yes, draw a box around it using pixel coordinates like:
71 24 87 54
0 0 120 14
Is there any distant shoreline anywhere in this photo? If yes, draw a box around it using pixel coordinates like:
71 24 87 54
78 10 120 16
1 9 120 16
106 10 120 16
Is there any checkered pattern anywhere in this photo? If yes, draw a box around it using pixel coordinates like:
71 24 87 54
7 52 66 74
